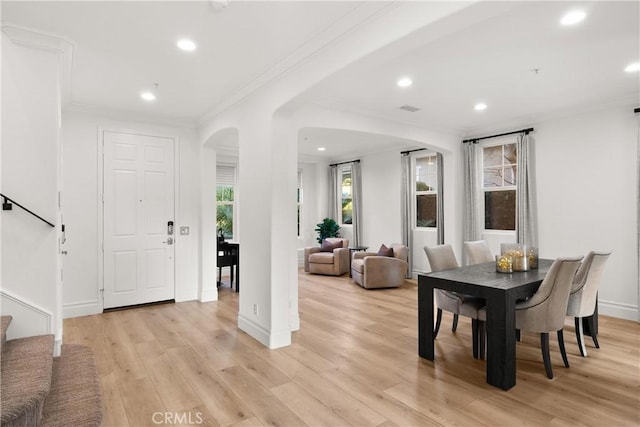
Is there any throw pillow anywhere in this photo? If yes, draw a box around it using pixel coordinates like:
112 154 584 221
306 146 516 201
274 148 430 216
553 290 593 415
377 244 394 257
320 239 342 252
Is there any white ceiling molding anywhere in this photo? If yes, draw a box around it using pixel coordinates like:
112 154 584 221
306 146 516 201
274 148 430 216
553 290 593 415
303 96 460 136
1 22 74 107
197 2 399 126
63 103 198 130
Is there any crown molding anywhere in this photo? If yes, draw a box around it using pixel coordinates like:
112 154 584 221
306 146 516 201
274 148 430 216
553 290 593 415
1 22 75 107
461 93 640 138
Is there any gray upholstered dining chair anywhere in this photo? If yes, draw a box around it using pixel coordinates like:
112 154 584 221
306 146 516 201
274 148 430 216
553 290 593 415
479 256 582 379
566 251 611 357
463 240 494 265
424 244 485 358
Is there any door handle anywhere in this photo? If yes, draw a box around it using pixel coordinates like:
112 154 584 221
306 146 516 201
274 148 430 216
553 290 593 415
163 237 174 245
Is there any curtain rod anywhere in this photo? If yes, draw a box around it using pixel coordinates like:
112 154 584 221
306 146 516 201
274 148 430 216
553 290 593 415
400 148 427 155
329 159 360 167
635 107 640 114
462 127 534 144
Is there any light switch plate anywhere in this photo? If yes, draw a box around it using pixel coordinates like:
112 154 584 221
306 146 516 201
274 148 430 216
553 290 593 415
180 226 189 235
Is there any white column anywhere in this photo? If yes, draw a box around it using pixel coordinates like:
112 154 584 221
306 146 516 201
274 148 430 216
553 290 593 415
199 145 218 302
236 106 297 348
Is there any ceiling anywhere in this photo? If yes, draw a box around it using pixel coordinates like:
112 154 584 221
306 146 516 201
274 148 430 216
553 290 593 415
300 1 639 138
2 1 639 161
1 0 388 124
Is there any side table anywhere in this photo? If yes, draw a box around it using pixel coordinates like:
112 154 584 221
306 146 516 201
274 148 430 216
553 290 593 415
348 246 369 277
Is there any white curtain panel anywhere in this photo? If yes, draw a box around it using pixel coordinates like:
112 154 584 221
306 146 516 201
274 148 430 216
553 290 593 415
328 165 339 223
351 161 363 247
463 142 482 241
401 153 413 277
516 132 538 247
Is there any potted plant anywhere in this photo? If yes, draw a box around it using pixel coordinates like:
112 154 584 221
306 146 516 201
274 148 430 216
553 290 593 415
315 218 340 244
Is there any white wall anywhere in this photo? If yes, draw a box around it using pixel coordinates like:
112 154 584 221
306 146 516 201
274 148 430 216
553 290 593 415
61 110 200 317
360 149 403 247
293 104 639 323
291 104 463 273
1 35 61 343
297 161 326 261
534 106 638 321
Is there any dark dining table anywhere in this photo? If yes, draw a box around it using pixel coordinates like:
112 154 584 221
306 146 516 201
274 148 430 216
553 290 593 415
418 259 553 390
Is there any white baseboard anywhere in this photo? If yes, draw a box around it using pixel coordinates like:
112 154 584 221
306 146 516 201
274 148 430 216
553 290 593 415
290 312 300 332
237 314 292 349
63 299 101 318
599 299 638 322
199 287 218 303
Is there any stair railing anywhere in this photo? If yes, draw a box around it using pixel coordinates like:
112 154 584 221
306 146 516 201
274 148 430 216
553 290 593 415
1 193 55 227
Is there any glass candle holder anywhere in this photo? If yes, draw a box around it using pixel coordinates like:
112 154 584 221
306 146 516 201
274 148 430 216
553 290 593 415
528 247 538 269
501 243 532 271
496 254 513 273
512 252 529 271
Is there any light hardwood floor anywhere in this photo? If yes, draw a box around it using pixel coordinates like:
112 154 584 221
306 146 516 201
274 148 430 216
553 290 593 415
64 272 640 427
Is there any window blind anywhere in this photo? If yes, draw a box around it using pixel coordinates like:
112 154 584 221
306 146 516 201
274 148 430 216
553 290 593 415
217 165 236 186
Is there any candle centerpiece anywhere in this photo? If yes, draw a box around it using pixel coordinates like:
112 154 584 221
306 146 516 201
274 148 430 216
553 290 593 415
499 243 538 272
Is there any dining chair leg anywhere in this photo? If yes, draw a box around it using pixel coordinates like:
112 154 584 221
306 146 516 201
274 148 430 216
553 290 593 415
540 333 553 379
575 317 587 357
479 320 486 360
218 267 222 287
587 316 600 349
557 330 569 368
471 319 479 359
452 314 459 332
434 308 443 339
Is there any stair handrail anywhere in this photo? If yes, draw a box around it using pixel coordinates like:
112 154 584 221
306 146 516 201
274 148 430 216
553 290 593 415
1 193 55 227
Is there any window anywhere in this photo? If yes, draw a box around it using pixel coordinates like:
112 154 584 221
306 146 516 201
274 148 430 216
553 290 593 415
341 168 352 225
482 143 517 230
415 155 438 227
216 165 235 239
297 169 303 237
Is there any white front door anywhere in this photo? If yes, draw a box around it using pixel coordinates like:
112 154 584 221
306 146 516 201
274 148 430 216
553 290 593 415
102 130 175 309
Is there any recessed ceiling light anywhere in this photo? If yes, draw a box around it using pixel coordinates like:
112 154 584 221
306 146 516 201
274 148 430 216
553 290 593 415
474 103 487 111
561 10 586 26
397 77 413 88
177 39 197 51
317 147 326 152
141 92 156 101
624 62 640 73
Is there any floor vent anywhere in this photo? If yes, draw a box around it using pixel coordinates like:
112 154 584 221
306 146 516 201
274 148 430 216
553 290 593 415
399 105 420 112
